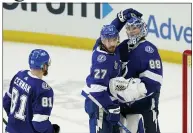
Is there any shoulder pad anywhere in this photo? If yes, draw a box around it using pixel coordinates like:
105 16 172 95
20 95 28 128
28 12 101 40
18 69 28 74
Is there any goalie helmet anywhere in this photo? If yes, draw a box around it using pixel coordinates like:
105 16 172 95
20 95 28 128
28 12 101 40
29 49 51 69
125 17 148 47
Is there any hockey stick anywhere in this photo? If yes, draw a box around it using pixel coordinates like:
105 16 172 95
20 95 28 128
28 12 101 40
3 118 7 125
86 93 131 133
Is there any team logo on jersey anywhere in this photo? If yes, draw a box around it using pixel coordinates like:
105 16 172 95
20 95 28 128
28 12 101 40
145 46 154 53
42 82 51 90
97 54 106 63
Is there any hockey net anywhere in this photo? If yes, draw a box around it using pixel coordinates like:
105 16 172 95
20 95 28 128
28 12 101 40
182 50 192 133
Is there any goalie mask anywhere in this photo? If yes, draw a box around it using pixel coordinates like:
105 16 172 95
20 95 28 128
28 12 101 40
125 17 148 48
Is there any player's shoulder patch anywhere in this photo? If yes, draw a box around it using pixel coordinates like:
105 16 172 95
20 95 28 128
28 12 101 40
97 54 106 63
145 45 154 54
42 82 51 90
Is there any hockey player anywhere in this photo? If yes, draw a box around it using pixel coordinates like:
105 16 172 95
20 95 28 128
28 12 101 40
81 9 143 133
3 49 60 133
117 16 163 133
81 24 122 133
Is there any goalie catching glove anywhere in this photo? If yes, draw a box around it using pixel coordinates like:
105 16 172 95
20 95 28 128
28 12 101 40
109 77 147 103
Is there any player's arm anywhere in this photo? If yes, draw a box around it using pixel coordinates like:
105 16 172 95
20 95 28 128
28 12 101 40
3 75 16 116
111 8 143 32
139 46 163 95
93 9 143 50
32 85 59 133
117 40 130 77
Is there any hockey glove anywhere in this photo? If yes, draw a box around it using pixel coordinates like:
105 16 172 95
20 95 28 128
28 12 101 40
53 124 60 133
109 77 147 103
106 104 120 125
117 8 143 22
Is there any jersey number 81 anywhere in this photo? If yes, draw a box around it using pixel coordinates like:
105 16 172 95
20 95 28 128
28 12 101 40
10 87 27 121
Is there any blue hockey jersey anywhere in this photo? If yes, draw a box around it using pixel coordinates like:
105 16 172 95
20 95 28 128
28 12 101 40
82 42 121 108
99 14 163 96
118 39 163 95
81 17 126 108
3 70 54 133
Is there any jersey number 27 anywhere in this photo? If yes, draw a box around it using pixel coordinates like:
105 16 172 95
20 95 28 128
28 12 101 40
94 69 107 79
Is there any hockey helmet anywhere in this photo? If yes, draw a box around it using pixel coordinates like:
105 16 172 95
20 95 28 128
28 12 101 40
100 25 119 40
29 49 51 69
125 17 148 45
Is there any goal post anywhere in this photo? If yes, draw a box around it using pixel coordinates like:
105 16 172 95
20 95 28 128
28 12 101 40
182 50 192 133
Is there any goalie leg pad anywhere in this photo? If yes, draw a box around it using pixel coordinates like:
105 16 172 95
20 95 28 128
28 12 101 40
121 114 145 133
142 109 160 133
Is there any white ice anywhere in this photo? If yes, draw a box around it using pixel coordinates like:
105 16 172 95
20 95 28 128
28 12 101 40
3 42 191 133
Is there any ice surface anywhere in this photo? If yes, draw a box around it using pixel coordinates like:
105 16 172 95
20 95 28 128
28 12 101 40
3 42 191 133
